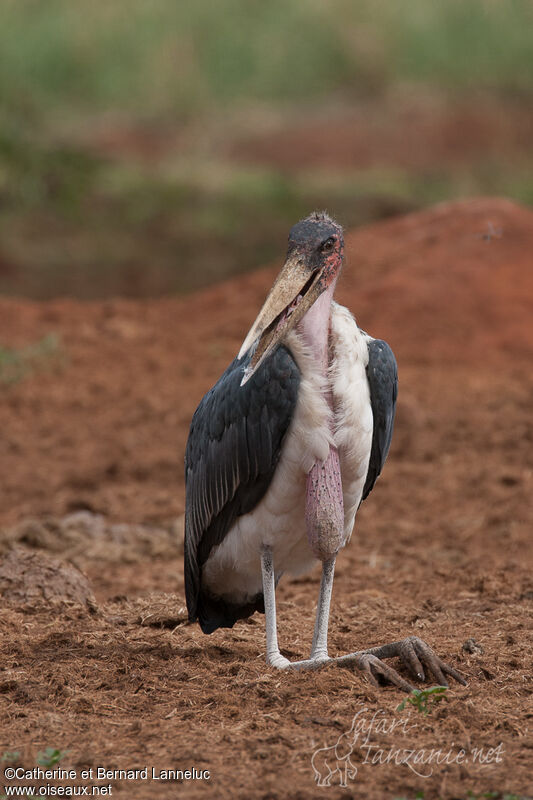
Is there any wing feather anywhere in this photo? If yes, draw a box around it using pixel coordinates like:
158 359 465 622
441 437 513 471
361 338 398 502
184 346 300 624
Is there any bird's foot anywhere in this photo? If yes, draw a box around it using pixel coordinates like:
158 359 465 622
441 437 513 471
269 651 413 689
267 636 466 691
290 655 331 672
338 652 415 692
266 651 331 672
335 635 466 690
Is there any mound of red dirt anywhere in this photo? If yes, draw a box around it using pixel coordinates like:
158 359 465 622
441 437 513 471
341 196 533 366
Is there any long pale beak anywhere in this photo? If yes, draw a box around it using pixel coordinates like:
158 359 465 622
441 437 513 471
239 253 325 385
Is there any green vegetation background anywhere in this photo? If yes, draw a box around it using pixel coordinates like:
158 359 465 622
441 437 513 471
1 0 532 298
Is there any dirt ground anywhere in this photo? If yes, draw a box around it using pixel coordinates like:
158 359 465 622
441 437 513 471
0 197 532 799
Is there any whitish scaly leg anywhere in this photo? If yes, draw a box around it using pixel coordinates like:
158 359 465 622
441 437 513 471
260 547 333 670
310 557 335 660
289 558 336 670
260 546 290 669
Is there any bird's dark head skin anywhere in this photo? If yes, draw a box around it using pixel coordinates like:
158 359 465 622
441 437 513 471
239 212 344 384
287 213 344 278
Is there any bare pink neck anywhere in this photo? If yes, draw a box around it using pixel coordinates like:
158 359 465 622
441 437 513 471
297 278 337 373
300 277 344 562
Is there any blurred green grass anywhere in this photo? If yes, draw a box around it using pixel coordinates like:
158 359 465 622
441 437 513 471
0 0 533 298
2 0 533 117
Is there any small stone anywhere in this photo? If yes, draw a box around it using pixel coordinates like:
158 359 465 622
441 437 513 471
462 637 484 655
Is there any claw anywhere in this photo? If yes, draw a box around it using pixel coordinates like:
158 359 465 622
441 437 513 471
352 653 415 692
397 638 426 681
369 636 467 687
404 636 467 687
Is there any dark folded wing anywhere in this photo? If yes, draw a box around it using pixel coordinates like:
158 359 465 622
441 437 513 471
361 338 398 502
184 345 300 622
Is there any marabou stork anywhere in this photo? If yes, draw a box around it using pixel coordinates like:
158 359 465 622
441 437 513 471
184 212 465 690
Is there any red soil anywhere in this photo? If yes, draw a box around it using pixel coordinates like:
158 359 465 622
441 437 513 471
0 198 532 799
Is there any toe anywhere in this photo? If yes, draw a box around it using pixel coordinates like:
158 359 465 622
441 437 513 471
409 636 466 686
355 654 414 692
442 661 467 686
398 639 426 681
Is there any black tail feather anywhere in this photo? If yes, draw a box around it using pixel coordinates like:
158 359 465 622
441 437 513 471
196 590 265 634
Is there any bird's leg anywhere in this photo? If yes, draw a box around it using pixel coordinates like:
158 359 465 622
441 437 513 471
285 557 337 670
260 545 290 669
260 546 334 670
309 556 335 660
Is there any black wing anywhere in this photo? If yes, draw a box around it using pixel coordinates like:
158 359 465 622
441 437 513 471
361 338 398 502
184 345 300 632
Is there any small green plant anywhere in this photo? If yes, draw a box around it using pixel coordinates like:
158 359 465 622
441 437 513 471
1 748 69 797
0 334 61 385
1 751 20 763
0 752 20 799
396 685 448 717
36 747 68 768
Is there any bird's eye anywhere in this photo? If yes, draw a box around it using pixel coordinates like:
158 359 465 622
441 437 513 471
321 237 335 252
